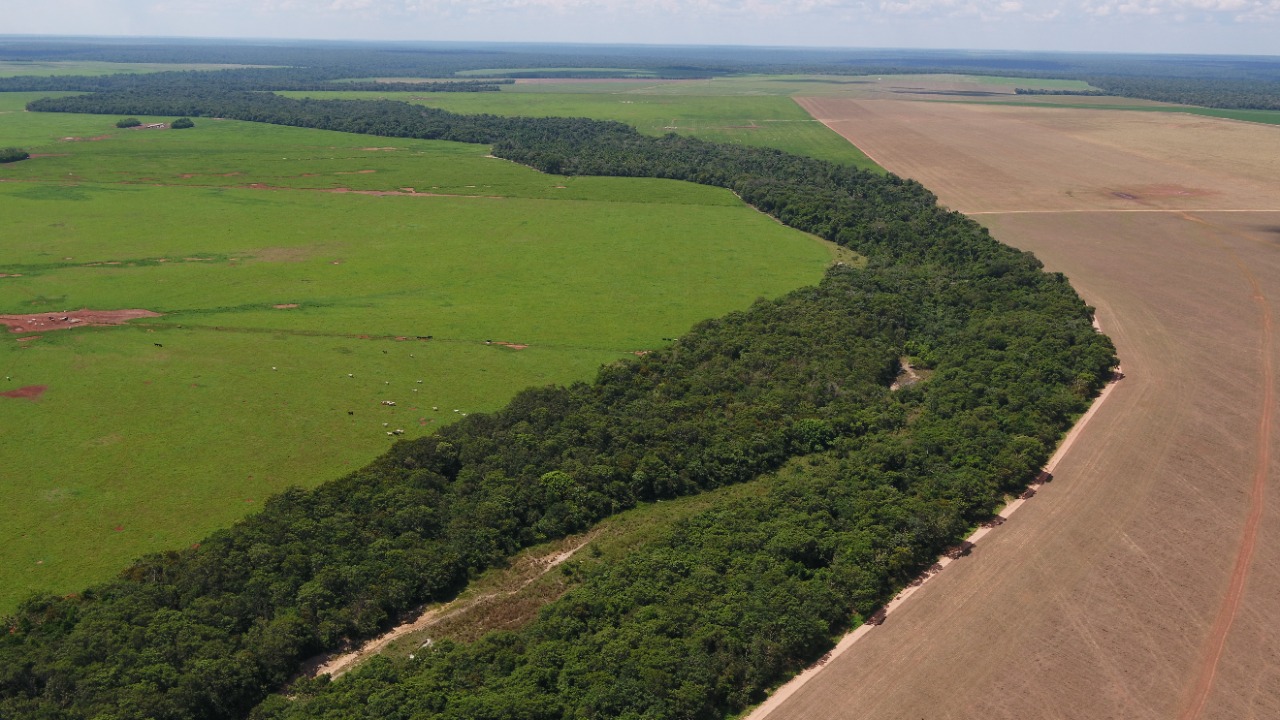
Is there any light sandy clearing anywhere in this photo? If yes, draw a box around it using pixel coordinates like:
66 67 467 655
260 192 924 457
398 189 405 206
309 536 592 679
757 100 1280 720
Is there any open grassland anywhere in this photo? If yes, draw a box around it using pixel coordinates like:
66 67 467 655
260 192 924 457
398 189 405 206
282 74 1143 171
0 92 839 612
280 88 879 169
760 98 1280 719
0 61 265 77
456 67 658 77
502 73 1094 97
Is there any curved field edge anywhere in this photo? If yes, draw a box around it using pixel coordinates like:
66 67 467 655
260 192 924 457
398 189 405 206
0 93 1116 720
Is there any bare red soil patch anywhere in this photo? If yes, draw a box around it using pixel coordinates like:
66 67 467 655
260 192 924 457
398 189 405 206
0 309 161 333
273 303 299 309
1 385 47 400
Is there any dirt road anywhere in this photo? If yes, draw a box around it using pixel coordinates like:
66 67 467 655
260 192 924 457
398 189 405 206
760 98 1280 719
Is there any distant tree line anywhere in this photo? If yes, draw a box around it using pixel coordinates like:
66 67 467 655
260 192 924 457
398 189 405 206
1 90 1115 720
3 38 1278 110
0 68 510 94
1014 88 1109 97
1083 76 1280 110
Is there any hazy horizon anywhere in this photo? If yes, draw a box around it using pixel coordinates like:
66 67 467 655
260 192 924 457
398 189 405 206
7 1 1279 58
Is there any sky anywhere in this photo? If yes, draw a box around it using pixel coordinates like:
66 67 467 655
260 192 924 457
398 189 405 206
9 0 1280 56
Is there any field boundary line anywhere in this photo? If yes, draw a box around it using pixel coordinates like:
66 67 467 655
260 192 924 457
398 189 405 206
745 335 1124 720
791 96 888 170
963 208 1280 216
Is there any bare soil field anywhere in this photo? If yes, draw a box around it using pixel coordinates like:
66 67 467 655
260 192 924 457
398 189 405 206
0 308 161 333
799 98 1279 213
761 100 1280 719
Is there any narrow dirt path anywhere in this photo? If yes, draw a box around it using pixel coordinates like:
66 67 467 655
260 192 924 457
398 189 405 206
1177 213 1275 720
310 535 592 679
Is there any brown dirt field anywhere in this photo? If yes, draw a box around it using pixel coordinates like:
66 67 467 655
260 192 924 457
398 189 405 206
1 385 46 400
1 309 161 333
756 101 1280 719
798 98 1280 213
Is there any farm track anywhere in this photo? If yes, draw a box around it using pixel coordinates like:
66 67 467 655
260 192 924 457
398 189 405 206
306 535 592 679
761 98 1280 719
1175 212 1275 720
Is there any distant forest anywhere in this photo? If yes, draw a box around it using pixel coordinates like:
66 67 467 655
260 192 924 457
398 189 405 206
0 83 1117 719
1 38 1279 109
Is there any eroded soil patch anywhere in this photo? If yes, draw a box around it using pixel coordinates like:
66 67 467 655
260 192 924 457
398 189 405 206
1 309 161 333
1 385 47 400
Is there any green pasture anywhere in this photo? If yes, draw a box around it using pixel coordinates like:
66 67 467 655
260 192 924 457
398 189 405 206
0 96 841 611
281 88 879 170
456 67 658 77
0 61 263 78
286 74 1104 171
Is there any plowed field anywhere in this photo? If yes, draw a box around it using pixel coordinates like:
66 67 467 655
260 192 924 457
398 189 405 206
760 99 1280 719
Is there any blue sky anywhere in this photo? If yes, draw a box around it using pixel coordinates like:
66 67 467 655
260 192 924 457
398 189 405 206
10 0 1279 56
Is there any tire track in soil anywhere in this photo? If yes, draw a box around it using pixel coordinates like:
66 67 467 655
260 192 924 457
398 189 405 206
1177 212 1275 720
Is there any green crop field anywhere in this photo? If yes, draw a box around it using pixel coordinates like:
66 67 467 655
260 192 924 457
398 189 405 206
0 91 847 611
456 67 659 77
283 87 879 169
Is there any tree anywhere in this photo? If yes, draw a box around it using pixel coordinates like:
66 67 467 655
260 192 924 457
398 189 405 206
116 117 142 128
0 147 29 163
170 117 195 129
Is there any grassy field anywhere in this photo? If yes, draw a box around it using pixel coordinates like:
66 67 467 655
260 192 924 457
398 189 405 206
0 92 843 612
0 61 263 78
456 67 659 77
281 88 879 169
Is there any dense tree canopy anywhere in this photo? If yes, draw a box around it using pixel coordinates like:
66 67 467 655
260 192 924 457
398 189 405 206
1 90 1116 720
